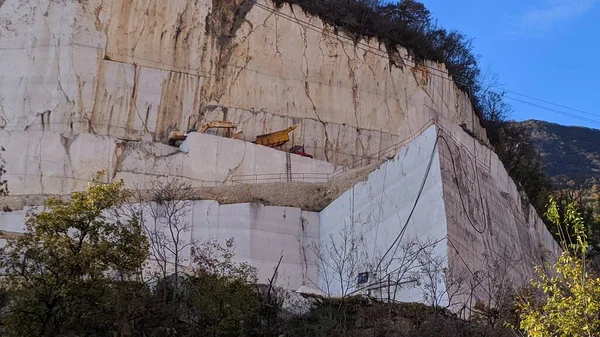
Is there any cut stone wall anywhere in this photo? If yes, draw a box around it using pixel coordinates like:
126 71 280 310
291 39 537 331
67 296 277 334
0 201 320 290
200 106 418 166
318 124 560 308
319 125 448 303
0 130 335 196
0 0 486 169
437 121 560 299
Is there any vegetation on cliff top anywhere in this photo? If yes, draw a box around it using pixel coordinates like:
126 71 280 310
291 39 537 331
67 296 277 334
273 0 482 109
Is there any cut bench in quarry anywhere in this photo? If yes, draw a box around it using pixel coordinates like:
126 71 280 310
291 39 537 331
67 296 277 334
0 124 559 309
0 130 335 196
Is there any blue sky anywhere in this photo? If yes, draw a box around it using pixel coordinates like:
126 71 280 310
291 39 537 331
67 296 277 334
419 0 600 129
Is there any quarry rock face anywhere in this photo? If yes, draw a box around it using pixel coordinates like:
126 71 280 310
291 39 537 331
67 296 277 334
0 0 483 171
320 125 559 307
0 0 558 309
0 130 335 196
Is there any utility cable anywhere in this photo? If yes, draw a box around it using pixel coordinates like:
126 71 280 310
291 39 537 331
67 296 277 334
255 1 600 128
375 129 489 280
505 96 600 127
374 132 439 275
382 131 489 278
371 161 389 257
508 91 600 119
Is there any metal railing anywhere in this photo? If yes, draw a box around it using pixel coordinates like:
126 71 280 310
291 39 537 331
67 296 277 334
4 119 493 191
230 119 437 184
327 120 435 180
231 172 330 184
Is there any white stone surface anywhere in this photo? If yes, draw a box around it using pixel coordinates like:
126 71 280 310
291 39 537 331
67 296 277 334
437 120 561 300
0 130 335 196
319 125 449 304
319 123 560 309
0 0 486 167
0 208 29 233
191 202 320 288
0 201 319 290
200 106 414 165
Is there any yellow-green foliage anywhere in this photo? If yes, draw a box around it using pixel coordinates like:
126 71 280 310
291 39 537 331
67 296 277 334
517 197 600 337
0 172 149 336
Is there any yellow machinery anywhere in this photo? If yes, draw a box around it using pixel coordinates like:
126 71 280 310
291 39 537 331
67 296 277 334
198 121 238 134
168 122 297 148
168 121 239 145
254 125 297 147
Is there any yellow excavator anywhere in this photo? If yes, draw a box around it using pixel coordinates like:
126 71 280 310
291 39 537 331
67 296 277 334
254 125 298 148
168 122 298 149
197 121 239 134
168 121 240 146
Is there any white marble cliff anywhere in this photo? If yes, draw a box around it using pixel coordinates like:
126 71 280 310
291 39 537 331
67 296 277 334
0 0 559 308
0 0 484 189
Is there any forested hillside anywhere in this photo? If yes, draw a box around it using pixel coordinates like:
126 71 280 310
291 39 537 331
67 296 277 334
512 120 600 188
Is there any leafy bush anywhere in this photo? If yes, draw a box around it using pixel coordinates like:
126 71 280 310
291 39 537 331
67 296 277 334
517 197 600 337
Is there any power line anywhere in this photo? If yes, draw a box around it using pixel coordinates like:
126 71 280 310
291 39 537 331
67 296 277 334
508 91 600 120
505 96 600 127
255 1 600 128
374 132 439 274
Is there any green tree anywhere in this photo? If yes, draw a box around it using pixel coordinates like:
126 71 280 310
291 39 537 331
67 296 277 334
185 238 262 336
550 190 600 255
517 197 600 337
0 172 149 337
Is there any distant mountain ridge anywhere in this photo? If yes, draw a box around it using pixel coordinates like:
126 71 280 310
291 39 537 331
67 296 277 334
511 120 600 188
